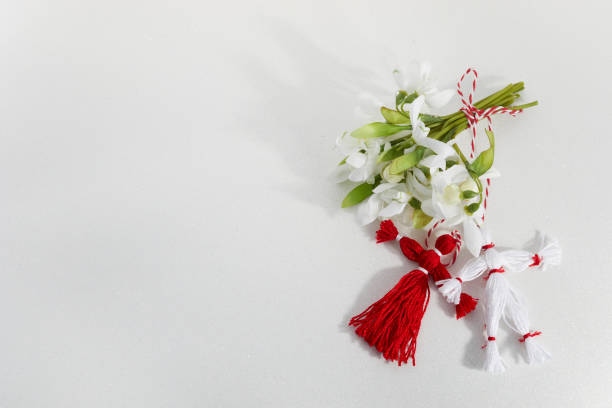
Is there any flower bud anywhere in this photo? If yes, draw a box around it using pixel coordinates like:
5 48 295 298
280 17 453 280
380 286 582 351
382 164 404 183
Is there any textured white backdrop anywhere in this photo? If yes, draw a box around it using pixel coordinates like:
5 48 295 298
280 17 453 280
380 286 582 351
1 0 611 406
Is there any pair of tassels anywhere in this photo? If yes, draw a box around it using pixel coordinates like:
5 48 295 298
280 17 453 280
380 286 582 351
349 220 478 366
350 220 562 372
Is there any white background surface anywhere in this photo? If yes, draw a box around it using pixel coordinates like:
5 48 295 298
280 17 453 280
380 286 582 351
1 0 611 406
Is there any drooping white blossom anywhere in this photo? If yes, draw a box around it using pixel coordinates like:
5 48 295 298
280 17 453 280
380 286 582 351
357 183 410 225
335 133 382 184
393 62 455 110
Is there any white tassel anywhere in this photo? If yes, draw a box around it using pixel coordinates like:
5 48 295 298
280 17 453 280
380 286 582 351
439 255 488 305
528 231 562 271
523 337 551 364
483 340 505 374
482 273 509 373
437 278 462 305
503 286 551 365
499 248 533 272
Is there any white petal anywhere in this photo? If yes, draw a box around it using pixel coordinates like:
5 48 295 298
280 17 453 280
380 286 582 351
419 61 432 82
420 154 447 172
463 218 484 256
336 133 360 156
392 68 406 90
408 95 426 125
480 167 501 180
438 200 462 219
420 199 437 218
425 89 455 109
378 201 406 218
406 174 432 201
346 151 367 168
373 182 399 194
332 164 351 183
348 167 368 182
358 196 383 225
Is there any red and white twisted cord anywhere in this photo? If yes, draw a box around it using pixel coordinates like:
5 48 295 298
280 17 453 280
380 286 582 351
456 68 523 221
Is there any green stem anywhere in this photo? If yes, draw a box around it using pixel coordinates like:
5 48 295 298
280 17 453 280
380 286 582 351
509 101 538 110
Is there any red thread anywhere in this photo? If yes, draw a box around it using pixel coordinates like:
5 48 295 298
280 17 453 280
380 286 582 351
519 331 542 343
481 243 495 251
484 267 505 280
487 336 496 341
530 253 542 267
455 277 463 284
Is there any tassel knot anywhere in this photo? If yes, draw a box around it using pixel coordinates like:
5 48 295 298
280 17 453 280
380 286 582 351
519 331 542 343
484 267 505 280
529 254 542 267
482 242 495 251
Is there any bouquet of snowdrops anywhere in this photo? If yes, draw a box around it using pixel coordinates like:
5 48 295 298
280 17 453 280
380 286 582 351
336 64 537 255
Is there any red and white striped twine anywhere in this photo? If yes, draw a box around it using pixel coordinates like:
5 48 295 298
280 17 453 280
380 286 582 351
456 68 524 159
424 69 523 260
456 68 523 222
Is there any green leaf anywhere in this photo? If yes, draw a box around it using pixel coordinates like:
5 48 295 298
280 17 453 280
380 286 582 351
465 202 480 215
461 190 479 199
416 165 430 179
420 114 443 126
445 159 459 169
396 90 408 107
380 107 410 124
341 183 374 208
408 197 421 210
412 209 433 229
396 90 418 108
388 147 425 174
377 146 404 163
469 128 495 176
351 122 409 139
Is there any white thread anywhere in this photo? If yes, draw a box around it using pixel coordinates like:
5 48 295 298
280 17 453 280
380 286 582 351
438 255 489 305
522 337 551 364
526 231 562 271
416 267 429 275
483 339 505 374
433 248 442 257
395 234 403 242
483 273 509 374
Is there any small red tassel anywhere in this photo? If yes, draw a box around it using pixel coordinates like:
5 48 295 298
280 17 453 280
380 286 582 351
455 293 478 319
349 270 430 366
376 220 399 243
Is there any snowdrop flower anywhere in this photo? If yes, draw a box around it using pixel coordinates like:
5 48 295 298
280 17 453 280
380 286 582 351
393 62 455 110
407 95 458 172
358 183 410 225
335 133 381 184
420 164 500 255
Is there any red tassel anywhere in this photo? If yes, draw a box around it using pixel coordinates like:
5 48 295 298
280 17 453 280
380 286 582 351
349 270 430 366
455 293 478 319
376 220 399 243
